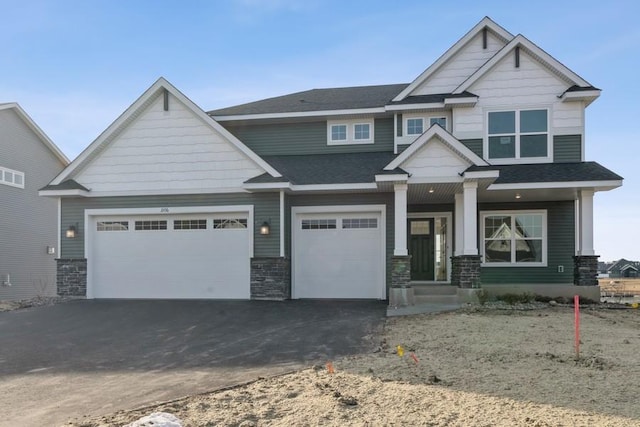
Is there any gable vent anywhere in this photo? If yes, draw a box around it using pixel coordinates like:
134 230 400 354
163 89 169 111
483 28 488 49
515 46 520 68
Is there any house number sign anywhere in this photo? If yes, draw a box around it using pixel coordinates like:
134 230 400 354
160 207 169 213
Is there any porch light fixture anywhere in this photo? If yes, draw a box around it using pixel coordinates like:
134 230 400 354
260 221 270 235
515 193 522 199
428 187 435 194
66 223 78 239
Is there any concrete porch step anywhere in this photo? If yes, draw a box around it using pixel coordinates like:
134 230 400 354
414 294 460 305
412 284 457 296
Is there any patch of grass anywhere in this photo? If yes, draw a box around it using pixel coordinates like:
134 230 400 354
476 289 490 305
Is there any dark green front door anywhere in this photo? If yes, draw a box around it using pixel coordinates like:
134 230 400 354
409 219 434 281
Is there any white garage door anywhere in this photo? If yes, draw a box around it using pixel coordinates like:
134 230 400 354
89 212 250 299
293 207 385 299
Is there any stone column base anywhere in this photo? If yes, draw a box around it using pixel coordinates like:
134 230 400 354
574 255 599 286
250 257 291 300
57 258 87 297
390 255 412 306
451 255 481 288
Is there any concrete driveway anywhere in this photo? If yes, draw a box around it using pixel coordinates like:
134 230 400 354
0 299 386 426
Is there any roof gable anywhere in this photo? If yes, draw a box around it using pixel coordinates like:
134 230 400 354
393 17 513 101
50 78 280 190
0 103 69 165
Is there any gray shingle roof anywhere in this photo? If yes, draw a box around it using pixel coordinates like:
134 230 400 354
245 152 403 185
39 179 89 192
466 162 622 184
209 84 409 116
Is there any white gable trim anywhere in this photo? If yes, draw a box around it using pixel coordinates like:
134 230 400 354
384 125 488 171
454 35 592 94
0 103 69 165
392 17 513 102
50 78 281 186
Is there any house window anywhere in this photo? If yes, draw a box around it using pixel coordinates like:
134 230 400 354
330 124 347 142
342 218 378 229
173 219 207 230
327 120 374 145
301 219 337 230
488 109 548 160
0 166 25 189
353 123 370 141
406 118 424 135
213 218 248 229
429 117 447 128
481 211 546 266
97 221 129 231
135 220 167 231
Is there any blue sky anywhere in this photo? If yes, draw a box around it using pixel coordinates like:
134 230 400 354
1 0 638 261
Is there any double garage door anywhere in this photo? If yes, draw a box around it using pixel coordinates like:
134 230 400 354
89 211 251 299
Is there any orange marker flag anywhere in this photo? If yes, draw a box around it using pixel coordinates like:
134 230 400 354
410 353 419 364
326 361 335 374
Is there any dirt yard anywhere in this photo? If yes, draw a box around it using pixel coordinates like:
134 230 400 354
65 304 640 427
600 278 640 295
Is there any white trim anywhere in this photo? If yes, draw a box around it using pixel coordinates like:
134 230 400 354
84 205 254 299
454 193 464 256
57 187 251 198
462 181 478 255
488 180 623 191
385 125 488 171
463 170 500 180
57 197 61 258
327 119 374 145
454 34 591 94
39 189 90 197
394 184 408 256
444 96 479 106
385 103 445 111
560 90 601 102
480 209 548 267
393 17 513 102
212 107 386 122
393 113 398 154
0 165 25 189
408 176 464 184
577 190 594 256
375 174 409 183
243 182 291 191
51 77 281 186
0 103 69 165
291 183 378 192
279 190 285 257
408 212 453 283
291 204 387 300
484 108 552 163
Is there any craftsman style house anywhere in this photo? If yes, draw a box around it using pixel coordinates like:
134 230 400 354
41 18 622 302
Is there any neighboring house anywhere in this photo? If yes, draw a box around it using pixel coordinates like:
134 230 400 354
1 103 69 300
607 259 639 278
41 17 622 302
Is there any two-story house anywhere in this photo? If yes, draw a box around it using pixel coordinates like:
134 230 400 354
41 17 622 302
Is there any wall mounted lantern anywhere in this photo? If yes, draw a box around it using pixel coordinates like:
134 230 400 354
260 221 271 235
66 223 78 239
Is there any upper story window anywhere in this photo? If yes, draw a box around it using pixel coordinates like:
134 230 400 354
430 117 447 128
406 118 423 135
327 120 374 145
487 109 549 161
0 166 25 189
403 115 448 137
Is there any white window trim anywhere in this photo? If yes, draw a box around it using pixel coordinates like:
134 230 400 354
480 209 548 267
403 113 449 136
485 108 552 164
0 166 25 189
327 119 374 145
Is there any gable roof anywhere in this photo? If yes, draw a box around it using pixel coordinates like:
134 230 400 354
385 125 488 171
209 84 408 118
0 103 69 165
607 258 640 272
392 17 513 102
49 77 281 187
454 34 594 94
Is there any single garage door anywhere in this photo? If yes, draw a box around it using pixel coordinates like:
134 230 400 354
89 212 250 299
292 207 385 299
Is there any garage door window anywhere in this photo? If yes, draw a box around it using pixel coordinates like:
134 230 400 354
135 220 167 231
301 219 337 230
97 221 129 231
174 219 207 230
213 218 248 229
342 218 378 229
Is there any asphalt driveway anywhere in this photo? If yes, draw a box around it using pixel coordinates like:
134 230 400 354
0 299 386 426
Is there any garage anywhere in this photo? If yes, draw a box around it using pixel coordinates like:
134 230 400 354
292 205 386 299
87 208 252 299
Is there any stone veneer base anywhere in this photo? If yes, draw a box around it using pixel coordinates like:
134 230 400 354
250 257 291 300
56 258 87 297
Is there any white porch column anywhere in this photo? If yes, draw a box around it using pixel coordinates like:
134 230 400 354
394 183 408 256
454 193 464 256
462 181 478 256
578 189 595 256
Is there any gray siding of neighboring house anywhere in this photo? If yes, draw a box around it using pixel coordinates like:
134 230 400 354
60 193 281 259
225 118 394 156
0 109 66 300
285 193 394 288
479 200 575 284
460 139 483 158
553 134 582 163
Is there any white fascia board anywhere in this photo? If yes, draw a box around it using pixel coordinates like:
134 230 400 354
212 107 386 122
560 90 601 102
0 103 70 165
384 125 488 171
384 103 445 111
51 78 281 186
454 34 591 94
463 170 500 180
290 183 378 192
375 174 409 182
392 17 513 102
85 205 254 217
38 189 90 197
71 187 250 198
243 182 292 191
488 180 623 191
408 176 464 184
444 97 478 105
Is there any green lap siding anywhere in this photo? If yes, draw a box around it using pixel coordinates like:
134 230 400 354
60 193 281 258
460 139 483 158
553 134 582 162
479 201 575 284
225 118 394 156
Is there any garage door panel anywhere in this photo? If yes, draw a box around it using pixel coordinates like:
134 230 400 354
90 212 250 299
